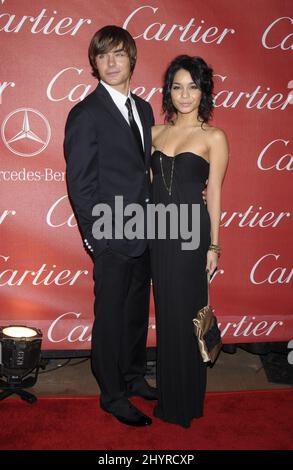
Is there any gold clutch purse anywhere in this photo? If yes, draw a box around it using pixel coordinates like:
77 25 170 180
192 272 222 363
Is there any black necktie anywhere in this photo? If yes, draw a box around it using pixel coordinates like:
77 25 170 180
125 97 144 156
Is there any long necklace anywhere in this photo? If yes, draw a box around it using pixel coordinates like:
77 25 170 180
159 126 175 196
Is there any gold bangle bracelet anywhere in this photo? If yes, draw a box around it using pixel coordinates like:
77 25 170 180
209 245 221 251
208 246 221 256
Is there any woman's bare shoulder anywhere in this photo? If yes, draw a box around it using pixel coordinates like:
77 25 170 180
207 125 228 144
207 126 230 165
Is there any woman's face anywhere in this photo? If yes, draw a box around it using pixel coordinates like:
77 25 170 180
170 68 202 115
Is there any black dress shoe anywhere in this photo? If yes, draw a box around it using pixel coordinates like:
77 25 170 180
126 380 158 400
100 398 152 427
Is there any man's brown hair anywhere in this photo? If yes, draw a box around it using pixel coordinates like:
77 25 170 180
88 25 137 79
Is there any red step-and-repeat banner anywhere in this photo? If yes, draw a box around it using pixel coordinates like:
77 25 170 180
0 0 292 349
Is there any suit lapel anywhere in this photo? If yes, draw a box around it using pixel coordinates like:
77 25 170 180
94 83 131 136
95 84 146 166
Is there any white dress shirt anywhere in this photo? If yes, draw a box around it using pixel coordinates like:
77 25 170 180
100 80 144 149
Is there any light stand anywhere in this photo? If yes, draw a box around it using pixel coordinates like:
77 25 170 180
0 326 42 403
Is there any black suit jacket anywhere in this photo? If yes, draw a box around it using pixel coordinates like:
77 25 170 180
64 83 155 257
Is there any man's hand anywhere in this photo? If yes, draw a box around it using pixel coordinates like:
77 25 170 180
202 179 208 205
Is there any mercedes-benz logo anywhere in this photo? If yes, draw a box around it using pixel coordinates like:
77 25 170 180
1 108 51 157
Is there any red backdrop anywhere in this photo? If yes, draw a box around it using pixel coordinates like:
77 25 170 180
0 0 292 349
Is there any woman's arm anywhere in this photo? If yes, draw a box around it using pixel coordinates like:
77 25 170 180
206 128 229 271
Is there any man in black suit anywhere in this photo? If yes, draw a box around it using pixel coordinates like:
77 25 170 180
64 26 156 426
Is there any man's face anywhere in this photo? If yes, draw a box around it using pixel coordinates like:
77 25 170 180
95 43 131 89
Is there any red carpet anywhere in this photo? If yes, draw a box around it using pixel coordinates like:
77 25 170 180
0 389 292 450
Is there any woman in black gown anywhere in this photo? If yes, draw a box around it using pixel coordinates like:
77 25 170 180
151 56 229 428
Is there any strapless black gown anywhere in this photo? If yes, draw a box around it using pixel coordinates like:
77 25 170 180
150 150 211 428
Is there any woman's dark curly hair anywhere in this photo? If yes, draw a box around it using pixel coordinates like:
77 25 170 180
162 55 214 125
